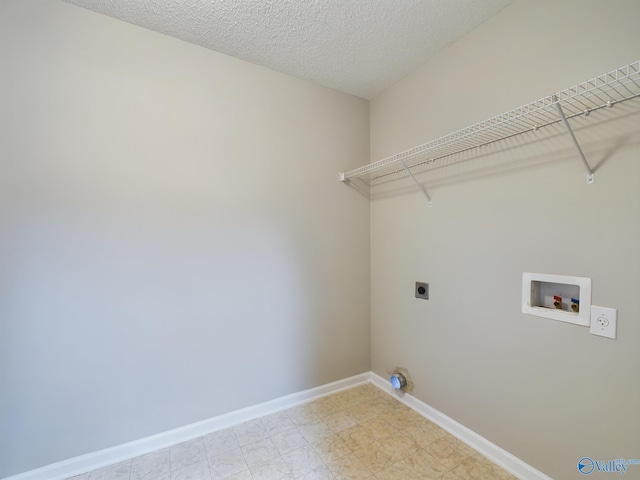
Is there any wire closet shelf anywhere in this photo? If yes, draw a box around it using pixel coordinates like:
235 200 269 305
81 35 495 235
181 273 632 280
339 60 640 203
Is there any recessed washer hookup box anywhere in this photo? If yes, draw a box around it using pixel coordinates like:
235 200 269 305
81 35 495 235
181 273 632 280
522 272 591 326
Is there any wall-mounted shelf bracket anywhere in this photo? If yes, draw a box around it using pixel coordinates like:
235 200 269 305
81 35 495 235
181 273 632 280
400 160 432 206
553 94 595 184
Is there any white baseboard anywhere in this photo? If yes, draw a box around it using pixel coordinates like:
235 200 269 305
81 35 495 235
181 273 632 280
369 372 553 480
3 372 370 480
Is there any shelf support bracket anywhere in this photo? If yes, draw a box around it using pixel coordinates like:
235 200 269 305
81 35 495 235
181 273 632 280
400 160 432 206
553 94 595 184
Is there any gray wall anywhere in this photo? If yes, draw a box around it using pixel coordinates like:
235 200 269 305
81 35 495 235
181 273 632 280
370 1 640 479
0 1 370 476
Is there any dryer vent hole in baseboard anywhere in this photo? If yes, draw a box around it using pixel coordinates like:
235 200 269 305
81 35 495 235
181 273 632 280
389 367 413 393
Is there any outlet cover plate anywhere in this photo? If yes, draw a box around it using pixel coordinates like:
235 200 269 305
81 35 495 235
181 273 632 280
590 305 617 339
415 282 429 300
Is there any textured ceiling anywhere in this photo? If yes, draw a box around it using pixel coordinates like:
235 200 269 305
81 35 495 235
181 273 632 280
63 0 514 99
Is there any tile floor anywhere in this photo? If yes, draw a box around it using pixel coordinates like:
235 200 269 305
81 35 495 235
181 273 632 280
67 383 518 480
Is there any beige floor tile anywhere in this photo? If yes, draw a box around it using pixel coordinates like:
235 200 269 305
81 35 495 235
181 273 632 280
337 424 375 450
261 410 296 436
404 423 444 448
222 471 253 480
351 384 385 400
330 389 366 410
359 417 396 441
471 454 514 479
308 396 342 418
327 452 373 480
400 450 449 480
363 397 396 417
331 396 361 411
332 389 360 403
296 464 336 480
170 438 207 472
203 429 239 458
440 455 495 479
233 419 269 446
88 460 131 480
444 434 477 457
271 427 308 455
208 447 248 479
391 402 412 413
349 393 372 407
379 410 420 431
130 448 170 480
297 418 333 443
249 456 294 480
352 441 396 473
423 435 474 469
286 404 321 426
350 391 376 405
373 460 418 480
344 402 379 424
281 444 324 477
416 419 448 438
241 437 279 467
405 410 433 425
324 410 357 433
172 459 211 480
312 434 353 463
379 432 421 460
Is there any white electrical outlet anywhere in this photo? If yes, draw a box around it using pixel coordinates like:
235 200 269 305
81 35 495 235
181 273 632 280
590 306 617 340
